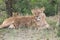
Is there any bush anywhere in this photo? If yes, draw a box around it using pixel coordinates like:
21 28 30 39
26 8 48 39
13 0 57 16
45 5 56 16
0 11 7 24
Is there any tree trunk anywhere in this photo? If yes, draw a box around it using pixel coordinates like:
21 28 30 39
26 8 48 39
5 0 13 17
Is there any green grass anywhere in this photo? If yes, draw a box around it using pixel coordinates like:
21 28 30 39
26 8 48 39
46 16 60 38
0 0 3 3
46 16 57 29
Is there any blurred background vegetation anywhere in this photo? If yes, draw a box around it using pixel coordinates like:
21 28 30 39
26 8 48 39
0 0 58 16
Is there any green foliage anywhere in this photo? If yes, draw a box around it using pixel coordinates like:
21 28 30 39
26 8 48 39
0 0 58 16
45 5 56 16
0 0 6 11
0 0 7 23
13 0 32 15
0 11 8 24
13 0 57 16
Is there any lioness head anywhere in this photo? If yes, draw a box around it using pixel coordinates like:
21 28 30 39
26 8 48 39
31 7 49 28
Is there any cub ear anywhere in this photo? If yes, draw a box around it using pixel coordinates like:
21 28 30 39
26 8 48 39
12 12 19 17
31 9 37 15
31 9 35 14
31 8 42 15
40 7 45 12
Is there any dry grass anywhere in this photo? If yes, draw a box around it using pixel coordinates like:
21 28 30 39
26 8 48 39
0 15 59 40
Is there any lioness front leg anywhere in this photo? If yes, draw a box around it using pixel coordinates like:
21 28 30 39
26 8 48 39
8 24 15 29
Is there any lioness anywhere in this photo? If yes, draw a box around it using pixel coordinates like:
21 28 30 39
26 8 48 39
9 7 49 29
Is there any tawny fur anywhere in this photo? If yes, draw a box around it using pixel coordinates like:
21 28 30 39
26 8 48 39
12 16 38 28
0 16 19 28
0 12 20 28
9 7 49 29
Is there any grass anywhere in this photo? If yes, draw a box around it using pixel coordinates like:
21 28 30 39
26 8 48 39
46 16 58 29
46 16 60 38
